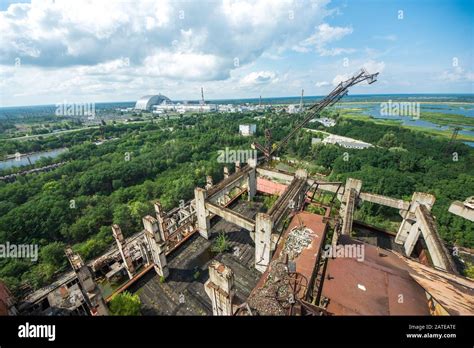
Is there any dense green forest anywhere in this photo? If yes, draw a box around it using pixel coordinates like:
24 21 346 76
0 111 473 296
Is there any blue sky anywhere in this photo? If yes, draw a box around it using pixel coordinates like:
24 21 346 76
0 0 472 106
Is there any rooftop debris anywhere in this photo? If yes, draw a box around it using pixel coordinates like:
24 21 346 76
283 226 315 257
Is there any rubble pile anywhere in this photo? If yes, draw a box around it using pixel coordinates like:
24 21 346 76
284 226 314 257
247 259 289 315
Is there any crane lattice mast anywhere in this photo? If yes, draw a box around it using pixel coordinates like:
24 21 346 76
252 69 379 161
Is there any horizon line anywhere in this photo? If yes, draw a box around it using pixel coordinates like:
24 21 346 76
1 92 473 109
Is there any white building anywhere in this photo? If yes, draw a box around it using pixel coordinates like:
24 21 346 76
239 124 257 136
287 104 302 114
153 102 217 114
322 134 372 149
310 117 336 127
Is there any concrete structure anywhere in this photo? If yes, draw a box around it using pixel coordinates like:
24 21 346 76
415 205 458 274
153 102 217 114
195 188 211 239
205 261 235 315
340 178 362 236
112 224 135 279
310 117 336 127
254 213 273 273
322 134 372 149
449 197 474 222
135 94 171 111
64 248 108 316
239 124 256 136
142 216 169 278
18 161 470 317
392 192 458 273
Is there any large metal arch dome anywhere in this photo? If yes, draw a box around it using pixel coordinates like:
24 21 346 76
135 94 171 110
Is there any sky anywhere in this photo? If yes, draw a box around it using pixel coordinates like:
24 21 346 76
0 0 473 107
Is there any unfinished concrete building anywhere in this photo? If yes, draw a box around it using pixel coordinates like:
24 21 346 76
16 161 474 317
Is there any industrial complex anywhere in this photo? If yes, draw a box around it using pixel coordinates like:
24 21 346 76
2 70 473 317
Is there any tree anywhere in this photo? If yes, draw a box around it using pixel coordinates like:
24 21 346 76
109 291 142 315
377 132 399 148
40 242 66 269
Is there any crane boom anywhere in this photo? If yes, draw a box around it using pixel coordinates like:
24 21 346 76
253 69 379 160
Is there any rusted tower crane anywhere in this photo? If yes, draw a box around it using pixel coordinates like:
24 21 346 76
252 69 379 161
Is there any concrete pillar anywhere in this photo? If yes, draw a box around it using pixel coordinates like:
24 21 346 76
142 215 169 278
111 224 135 279
255 213 273 273
223 166 230 179
204 261 234 316
194 187 210 239
396 192 436 244
153 201 167 241
247 157 257 168
403 222 421 256
139 240 150 266
205 175 214 190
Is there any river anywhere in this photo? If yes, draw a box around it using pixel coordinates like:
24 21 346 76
0 148 68 170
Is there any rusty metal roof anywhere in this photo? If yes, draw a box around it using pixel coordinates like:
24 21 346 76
398 256 474 315
321 236 430 315
247 211 328 315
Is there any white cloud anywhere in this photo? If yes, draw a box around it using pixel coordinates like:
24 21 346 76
362 60 385 74
373 34 397 42
295 23 354 56
240 71 278 85
0 0 339 105
315 81 329 87
438 66 474 82
332 74 350 86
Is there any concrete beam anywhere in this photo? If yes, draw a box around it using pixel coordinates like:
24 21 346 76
205 202 255 231
256 167 294 184
207 166 251 201
449 201 474 222
359 192 409 210
415 205 458 274
268 173 307 226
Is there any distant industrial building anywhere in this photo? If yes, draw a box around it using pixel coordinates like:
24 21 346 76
135 94 171 111
322 134 373 149
310 117 336 127
153 101 217 114
239 124 256 136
